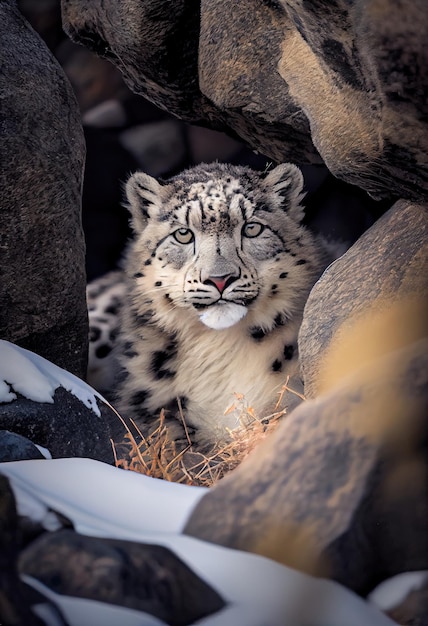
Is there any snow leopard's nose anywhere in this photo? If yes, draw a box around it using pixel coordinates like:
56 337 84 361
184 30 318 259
202 273 238 294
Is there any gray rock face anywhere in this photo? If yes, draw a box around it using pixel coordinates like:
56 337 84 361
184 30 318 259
62 0 428 201
19 529 225 625
184 338 428 595
299 200 428 398
0 388 116 464
0 431 45 462
0 1 87 378
0 475 43 626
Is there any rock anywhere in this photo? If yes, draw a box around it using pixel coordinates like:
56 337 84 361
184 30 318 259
370 572 428 626
0 340 134 464
62 0 226 132
0 431 45 462
184 337 428 595
0 388 118 464
62 0 428 201
0 475 43 626
0 1 87 378
385 578 428 626
19 529 225 625
299 199 428 398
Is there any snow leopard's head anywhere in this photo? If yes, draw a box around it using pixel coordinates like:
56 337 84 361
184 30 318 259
124 162 329 332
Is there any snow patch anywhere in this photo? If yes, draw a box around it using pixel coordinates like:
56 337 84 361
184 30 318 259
0 379 17 402
35 444 52 460
369 570 428 610
0 340 104 416
1 458 397 626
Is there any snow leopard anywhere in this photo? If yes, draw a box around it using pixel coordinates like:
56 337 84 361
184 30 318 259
87 162 343 447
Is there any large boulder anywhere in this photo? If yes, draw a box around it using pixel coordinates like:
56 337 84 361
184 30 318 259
0 0 87 378
299 199 428 398
19 529 225 625
61 0 428 201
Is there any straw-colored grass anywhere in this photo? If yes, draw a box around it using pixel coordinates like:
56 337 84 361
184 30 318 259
111 378 305 487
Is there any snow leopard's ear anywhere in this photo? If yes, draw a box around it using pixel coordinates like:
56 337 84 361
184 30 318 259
125 171 167 233
263 163 305 222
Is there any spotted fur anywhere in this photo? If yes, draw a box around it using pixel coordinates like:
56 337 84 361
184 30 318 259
87 162 343 446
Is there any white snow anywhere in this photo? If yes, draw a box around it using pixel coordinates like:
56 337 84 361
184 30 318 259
1 457 397 626
0 378 17 402
35 443 52 460
0 340 104 416
3 457 205 537
369 570 428 611
25 576 166 626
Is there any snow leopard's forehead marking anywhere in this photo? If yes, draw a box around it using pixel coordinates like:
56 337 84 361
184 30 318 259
169 176 256 232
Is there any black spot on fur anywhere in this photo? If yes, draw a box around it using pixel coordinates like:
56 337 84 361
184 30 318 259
150 343 177 380
95 344 111 359
89 326 101 342
130 389 150 406
144 259 152 266
133 272 144 278
105 303 119 315
135 311 153 326
109 328 119 342
283 345 295 360
154 368 175 380
255 201 271 213
279 272 288 279
250 327 267 341
296 259 307 265
123 341 138 358
274 313 286 327
272 359 282 372
154 281 162 287
151 350 171 371
177 396 188 410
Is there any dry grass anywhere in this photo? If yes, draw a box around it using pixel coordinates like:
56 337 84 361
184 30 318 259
111 379 305 487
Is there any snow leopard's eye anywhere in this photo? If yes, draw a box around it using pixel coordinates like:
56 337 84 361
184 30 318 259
243 222 264 238
173 228 194 244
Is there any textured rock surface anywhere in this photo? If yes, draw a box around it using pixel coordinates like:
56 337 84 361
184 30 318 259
19 529 225 625
0 431 45 462
184 338 428 595
62 0 428 201
0 1 87 378
0 475 42 626
299 200 428 398
0 388 116 464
